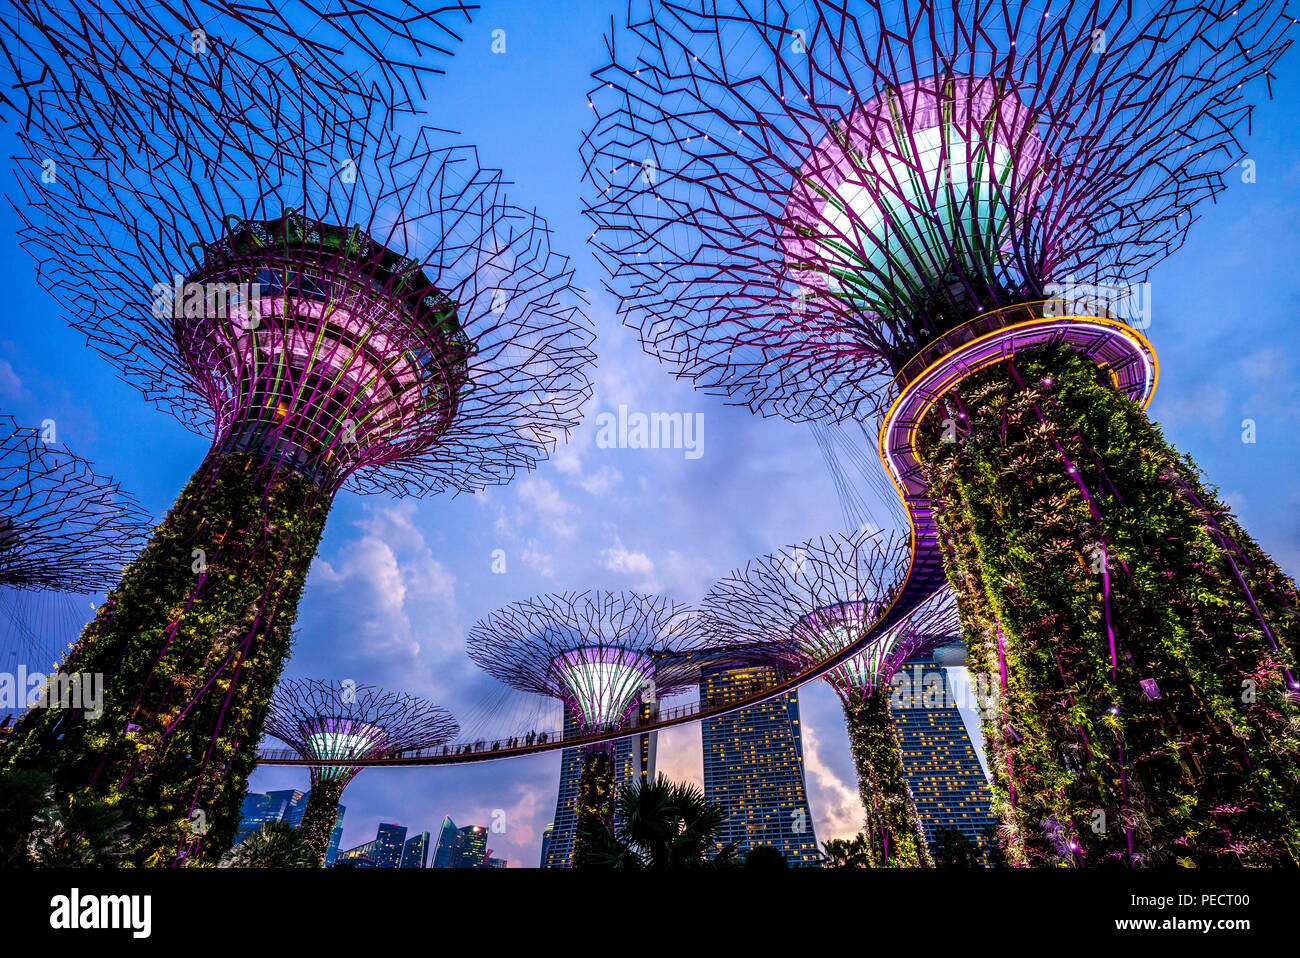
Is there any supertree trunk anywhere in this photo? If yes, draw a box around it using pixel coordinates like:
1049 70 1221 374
1 447 330 866
571 743 617 867
843 689 933 867
298 778 346 867
919 344 1300 867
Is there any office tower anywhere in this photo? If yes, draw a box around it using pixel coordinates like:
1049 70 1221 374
324 806 347 868
701 664 819 865
891 656 997 864
374 824 408 869
335 840 378 868
430 816 504 869
400 831 431 869
542 700 657 868
431 816 460 869
268 790 310 829
233 789 308 845
459 825 488 867
337 822 412 869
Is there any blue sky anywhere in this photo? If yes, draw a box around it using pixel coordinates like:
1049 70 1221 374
2 0 1299 865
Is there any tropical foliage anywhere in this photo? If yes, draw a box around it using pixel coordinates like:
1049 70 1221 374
843 689 933 866
1 450 331 866
920 344 1300 866
575 775 739 869
0 768 127 867
220 820 316 868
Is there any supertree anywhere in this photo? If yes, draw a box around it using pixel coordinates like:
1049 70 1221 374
2 35 594 866
700 529 960 866
262 679 458 866
0 415 150 696
468 591 706 866
583 1 1300 865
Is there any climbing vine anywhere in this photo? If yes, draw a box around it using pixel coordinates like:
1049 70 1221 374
298 777 346 868
571 745 617 868
843 688 933 867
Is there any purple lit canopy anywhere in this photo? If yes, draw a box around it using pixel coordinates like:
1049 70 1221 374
264 679 459 789
582 0 1292 421
468 591 707 731
700 530 960 701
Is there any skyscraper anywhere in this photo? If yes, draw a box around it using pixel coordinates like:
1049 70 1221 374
430 816 507 868
701 664 820 865
374 823 408 869
542 701 657 868
400 831 431 868
234 789 309 845
890 655 997 864
323 806 346 868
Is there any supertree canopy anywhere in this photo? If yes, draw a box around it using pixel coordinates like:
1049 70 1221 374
585 1 1300 866
263 679 458 866
2 0 475 130
700 529 960 866
468 591 705 864
0 415 149 595
1 28 593 867
0 416 149 689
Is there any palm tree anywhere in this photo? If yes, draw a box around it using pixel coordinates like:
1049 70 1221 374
576 775 739 868
821 832 874 868
221 820 317 868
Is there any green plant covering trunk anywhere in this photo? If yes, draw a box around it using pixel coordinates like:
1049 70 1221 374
843 688 933 867
1 448 331 867
298 776 346 867
571 744 616 868
918 344 1300 866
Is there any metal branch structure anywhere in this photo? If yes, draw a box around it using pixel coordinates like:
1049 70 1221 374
700 528 959 866
0 416 150 594
469 591 706 731
700 530 956 698
584 1 1300 867
0 417 148 701
584 0 1291 422
2 1 476 131
468 590 706 864
263 679 458 866
2 23 594 867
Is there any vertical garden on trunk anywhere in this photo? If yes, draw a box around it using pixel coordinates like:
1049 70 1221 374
919 345 1300 865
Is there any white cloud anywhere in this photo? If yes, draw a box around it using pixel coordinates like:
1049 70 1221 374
578 464 622 496
801 722 865 843
599 535 658 591
515 476 578 539
519 538 556 578
299 504 461 697
0 360 25 399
